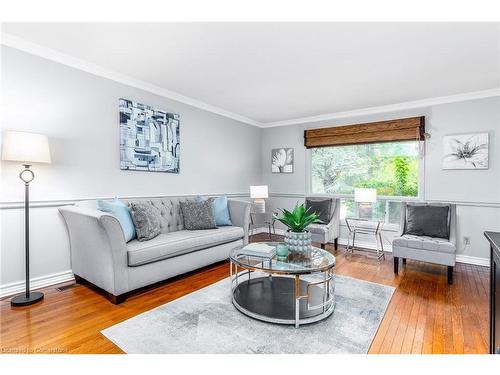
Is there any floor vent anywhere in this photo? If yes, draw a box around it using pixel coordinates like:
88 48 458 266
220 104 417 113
57 283 77 292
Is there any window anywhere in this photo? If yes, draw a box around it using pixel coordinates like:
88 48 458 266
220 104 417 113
311 141 420 196
311 141 421 225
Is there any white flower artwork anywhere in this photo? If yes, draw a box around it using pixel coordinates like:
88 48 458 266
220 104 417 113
272 148 294 173
442 133 489 170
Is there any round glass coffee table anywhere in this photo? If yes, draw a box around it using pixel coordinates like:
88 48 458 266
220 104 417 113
230 242 336 328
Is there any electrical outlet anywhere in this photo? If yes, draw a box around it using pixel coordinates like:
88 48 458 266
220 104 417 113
464 237 471 245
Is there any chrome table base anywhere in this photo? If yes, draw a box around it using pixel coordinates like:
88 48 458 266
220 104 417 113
230 262 335 328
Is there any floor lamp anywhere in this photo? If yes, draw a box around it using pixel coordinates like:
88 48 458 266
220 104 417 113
2 131 51 306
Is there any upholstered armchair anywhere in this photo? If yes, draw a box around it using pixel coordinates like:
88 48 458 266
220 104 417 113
305 197 341 250
392 202 457 284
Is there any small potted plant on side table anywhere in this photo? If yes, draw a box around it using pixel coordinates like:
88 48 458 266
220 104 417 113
274 203 321 254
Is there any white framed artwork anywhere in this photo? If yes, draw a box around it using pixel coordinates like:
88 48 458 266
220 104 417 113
271 148 294 173
442 132 489 170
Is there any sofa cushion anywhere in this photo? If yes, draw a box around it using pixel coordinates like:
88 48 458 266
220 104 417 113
393 234 456 254
404 205 450 239
180 199 217 230
127 226 244 266
129 202 161 241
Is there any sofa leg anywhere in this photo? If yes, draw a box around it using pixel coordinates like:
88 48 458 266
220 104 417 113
394 257 399 274
320 243 325 250
108 293 127 305
334 238 338 250
447 266 453 285
402 258 407 265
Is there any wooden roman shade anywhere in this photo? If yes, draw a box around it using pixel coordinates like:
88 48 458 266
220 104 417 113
304 116 425 148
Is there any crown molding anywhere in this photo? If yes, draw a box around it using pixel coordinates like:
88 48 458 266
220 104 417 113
264 88 500 127
2 32 499 129
1 33 264 128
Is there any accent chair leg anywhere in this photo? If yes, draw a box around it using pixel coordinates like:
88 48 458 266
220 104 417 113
320 243 325 250
402 258 407 265
394 257 399 274
447 266 453 285
108 293 127 305
334 238 338 250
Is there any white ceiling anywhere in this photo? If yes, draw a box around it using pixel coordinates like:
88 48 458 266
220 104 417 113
2 22 499 126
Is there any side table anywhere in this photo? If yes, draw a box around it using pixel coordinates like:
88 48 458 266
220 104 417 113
249 212 276 240
345 217 385 261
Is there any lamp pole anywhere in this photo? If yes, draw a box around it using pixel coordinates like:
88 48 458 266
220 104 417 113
11 164 44 306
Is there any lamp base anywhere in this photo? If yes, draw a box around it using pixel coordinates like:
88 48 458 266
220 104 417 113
11 291 44 307
253 199 266 213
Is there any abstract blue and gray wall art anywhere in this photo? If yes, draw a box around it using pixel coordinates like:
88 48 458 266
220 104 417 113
119 98 180 173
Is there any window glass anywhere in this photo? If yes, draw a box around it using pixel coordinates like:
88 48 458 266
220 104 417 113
311 141 419 197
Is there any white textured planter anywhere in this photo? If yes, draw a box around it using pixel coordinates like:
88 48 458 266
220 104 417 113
284 230 312 252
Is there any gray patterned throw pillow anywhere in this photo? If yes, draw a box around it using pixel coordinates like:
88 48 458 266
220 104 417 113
129 202 161 241
179 199 217 230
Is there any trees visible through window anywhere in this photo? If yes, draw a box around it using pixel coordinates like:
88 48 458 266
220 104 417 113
311 141 419 197
311 141 420 224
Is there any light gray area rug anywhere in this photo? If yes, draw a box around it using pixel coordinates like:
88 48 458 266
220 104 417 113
102 275 394 354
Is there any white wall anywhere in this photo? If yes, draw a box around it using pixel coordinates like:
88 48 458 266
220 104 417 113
0 46 262 291
261 97 500 262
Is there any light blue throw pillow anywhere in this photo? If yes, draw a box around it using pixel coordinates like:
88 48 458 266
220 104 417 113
195 195 232 226
97 198 136 242
212 195 232 226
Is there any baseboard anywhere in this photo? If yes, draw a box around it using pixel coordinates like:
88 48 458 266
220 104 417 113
0 270 74 298
251 227 489 267
455 254 490 267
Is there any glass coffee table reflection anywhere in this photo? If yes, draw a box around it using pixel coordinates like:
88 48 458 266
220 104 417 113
229 242 336 328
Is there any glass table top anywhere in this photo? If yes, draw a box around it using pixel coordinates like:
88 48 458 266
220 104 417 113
230 242 336 274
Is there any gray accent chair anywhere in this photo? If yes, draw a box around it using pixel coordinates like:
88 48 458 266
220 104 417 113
392 202 457 284
305 197 341 250
59 197 251 303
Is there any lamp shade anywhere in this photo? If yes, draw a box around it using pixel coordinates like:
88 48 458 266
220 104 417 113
2 131 51 164
250 185 268 199
354 188 377 203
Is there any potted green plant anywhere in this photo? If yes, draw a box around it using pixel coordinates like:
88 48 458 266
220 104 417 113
274 203 321 252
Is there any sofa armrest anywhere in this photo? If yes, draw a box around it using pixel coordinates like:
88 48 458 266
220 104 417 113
227 199 251 245
59 206 129 295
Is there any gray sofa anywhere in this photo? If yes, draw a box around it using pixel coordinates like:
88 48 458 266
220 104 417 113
392 202 457 284
306 197 340 250
59 197 251 303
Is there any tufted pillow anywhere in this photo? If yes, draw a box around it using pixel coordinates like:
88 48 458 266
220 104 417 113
179 199 217 230
129 202 161 241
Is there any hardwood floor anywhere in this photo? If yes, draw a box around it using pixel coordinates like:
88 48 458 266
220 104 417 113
0 233 489 354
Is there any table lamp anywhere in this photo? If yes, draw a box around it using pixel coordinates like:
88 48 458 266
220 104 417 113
2 131 51 306
354 188 377 219
250 185 268 213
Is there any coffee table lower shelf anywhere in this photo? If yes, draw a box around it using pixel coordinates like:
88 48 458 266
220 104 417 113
232 276 335 328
